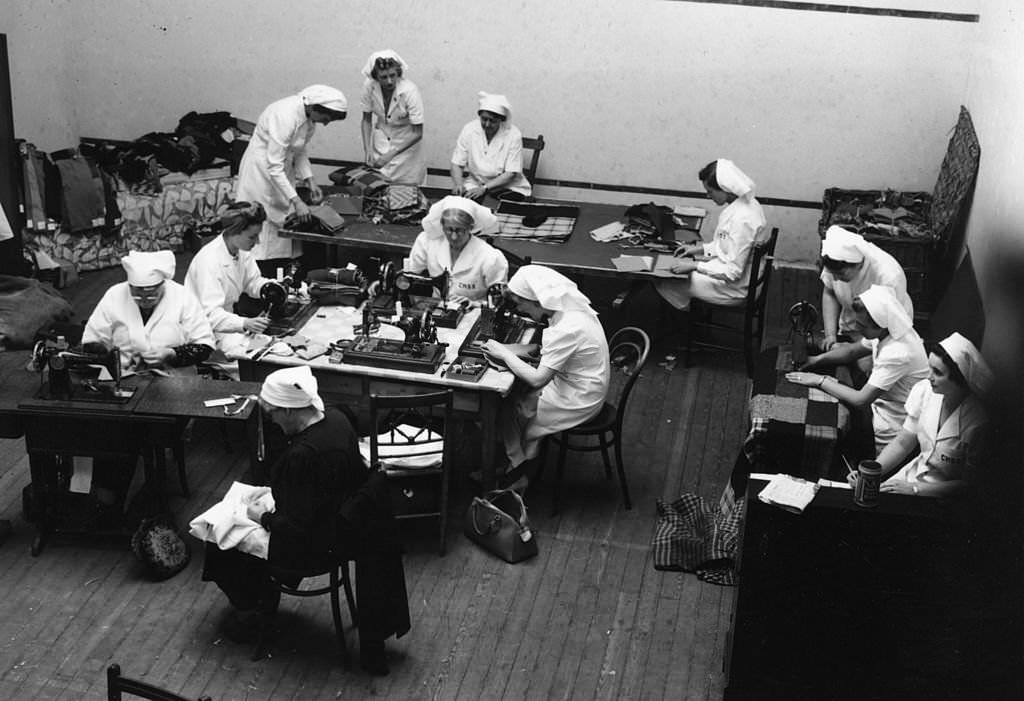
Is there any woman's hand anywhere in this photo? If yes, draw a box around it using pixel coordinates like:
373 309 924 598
799 355 823 371
785 371 825 388
669 259 698 275
482 339 514 363
371 150 396 169
847 472 859 489
464 184 487 201
243 315 270 334
451 183 466 196
822 334 838 352
306 180 323 205
292 199 312 223
880 480 915 495
244 487 273 523
141 347 175 367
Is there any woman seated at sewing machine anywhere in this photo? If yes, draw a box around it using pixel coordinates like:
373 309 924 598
786 284 929 456
404 195 507 304
83 249 215 372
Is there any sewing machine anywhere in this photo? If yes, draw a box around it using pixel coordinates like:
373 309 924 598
371 262 466 329
29 339 134 402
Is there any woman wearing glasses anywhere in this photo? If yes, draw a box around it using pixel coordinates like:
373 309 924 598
450 92 532 202
360 50 426 185
83 250 214 372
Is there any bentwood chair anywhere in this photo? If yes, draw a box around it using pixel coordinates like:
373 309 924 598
686 227 779 377
521 134 546 184
106 663 211 701
546 326 651 514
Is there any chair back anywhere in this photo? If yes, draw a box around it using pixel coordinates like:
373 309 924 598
606 327 652 432
521 134 545 183
368 390 453 471
107 664 211 701
746 227 779 323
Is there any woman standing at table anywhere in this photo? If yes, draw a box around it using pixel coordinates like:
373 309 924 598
450 91 531 202
786 284 929 455
483 265 610 490
360 50 426 185
654 158 768 310
405 195 507 304
236 84 348 276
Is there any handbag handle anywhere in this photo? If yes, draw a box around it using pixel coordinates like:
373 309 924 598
481 489 531 531
469 498 503 536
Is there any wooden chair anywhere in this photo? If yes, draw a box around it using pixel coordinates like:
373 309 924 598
369 390 453 555
106 663 211 701
521 134 545 184
546 326 651 514
685 227 779 377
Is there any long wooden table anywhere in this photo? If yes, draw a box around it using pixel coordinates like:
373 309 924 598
236 304 519 491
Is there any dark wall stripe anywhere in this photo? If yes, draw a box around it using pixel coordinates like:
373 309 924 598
664 0 979 23
311 157 824 210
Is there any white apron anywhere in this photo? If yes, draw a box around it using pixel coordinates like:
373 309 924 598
361 78 426 185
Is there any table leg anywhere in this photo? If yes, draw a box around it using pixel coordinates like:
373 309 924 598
480 394 499 492
28 452 52 557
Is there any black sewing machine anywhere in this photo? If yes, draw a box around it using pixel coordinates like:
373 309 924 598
337 304 447 373
259 265 318 336
458 302 540 361
29 339 134 402
370 262 466 329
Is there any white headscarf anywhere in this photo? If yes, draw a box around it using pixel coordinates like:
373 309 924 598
713 159 756 201
507 264 596 316
421 195 499 239
821 225 868 264
477 91 511 120
260 366 325 412
361 49 408 79
858 284 914 340
938 332 993 396
299 84 348 113
122 250 175 286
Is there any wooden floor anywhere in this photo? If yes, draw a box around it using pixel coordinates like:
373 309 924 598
0 259 765 700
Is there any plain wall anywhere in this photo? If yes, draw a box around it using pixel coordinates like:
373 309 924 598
0 0 981 265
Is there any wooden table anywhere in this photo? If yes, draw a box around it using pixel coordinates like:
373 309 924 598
236 304 518 491
281 198 704 280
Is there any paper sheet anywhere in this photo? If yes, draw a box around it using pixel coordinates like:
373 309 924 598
590 220 629 242
757 473 819 513
610 255 653 273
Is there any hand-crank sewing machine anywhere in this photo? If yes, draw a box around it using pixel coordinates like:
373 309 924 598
29 337 135 402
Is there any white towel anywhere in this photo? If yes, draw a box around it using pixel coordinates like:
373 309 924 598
189 482 276 559
359 424 444 469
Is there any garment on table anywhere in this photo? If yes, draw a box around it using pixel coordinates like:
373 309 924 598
861 332 930 453
361 77 425 185
501 308 610 467
52 151 108 232
451 119 531 197
655 190 767 310
885 379 988 486
235 94 317 260
406 233 507 303
820 229 913 336
82 280 215 371
184 235 270 352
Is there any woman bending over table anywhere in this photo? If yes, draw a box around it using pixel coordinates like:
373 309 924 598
450 91 531 202
406 196 507 304
654 158 768 310
786 284 929 455
484 265 610 490
360 49 426 185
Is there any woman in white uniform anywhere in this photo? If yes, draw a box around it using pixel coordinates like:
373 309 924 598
184 201 273 355
855 332 991 497
787 284 930 455
83 250 214 372
406 196 507 304
484 265 610 490
450 92 531 202
360 50 426 185
819 225 913 350
236 84 348 273
655 159 768 310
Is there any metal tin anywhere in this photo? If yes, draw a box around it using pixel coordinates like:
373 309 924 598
854 460 882 507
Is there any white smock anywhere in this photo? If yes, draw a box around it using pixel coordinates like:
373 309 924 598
451 119 531 197
407 233 508 303
184 235 270 351
82 280 214 371
861 333 930 454
235 95 316 260
884 380 988 486
821 233 913 336
361 78 426 185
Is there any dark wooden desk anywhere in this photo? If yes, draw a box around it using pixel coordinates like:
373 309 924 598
725 477 966 700
282 199 704 280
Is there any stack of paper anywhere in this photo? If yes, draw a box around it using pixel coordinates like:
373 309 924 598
756 473 819 513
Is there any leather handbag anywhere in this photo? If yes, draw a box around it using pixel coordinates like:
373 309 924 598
464 489 538 563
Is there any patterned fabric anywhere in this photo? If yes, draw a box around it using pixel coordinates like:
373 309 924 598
493 201 578 244
651 492 742 586
361 184 429 225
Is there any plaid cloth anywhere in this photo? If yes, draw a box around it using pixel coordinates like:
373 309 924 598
333 166 389 193
362 185 429 225
651 492 742 586
493 201 578 244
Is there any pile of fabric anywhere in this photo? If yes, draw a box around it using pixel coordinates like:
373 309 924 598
821 188 933 239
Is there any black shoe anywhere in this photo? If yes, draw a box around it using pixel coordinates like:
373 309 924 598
360 641 389 676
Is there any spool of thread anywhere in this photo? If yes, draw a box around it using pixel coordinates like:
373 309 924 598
854 460 881 507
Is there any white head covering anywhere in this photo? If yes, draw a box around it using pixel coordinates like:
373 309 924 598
938 332 993 395
712 159 756 200
477 91 511 120
299 84 347 112
507 264 596 316
421 195 499 239
361 49 408 79
260 366 325 412
821 225 867 264
858 284 914 340
122 250 175 286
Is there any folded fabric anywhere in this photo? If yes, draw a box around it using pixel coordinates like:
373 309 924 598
359 424 444 469
188 481 276 559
